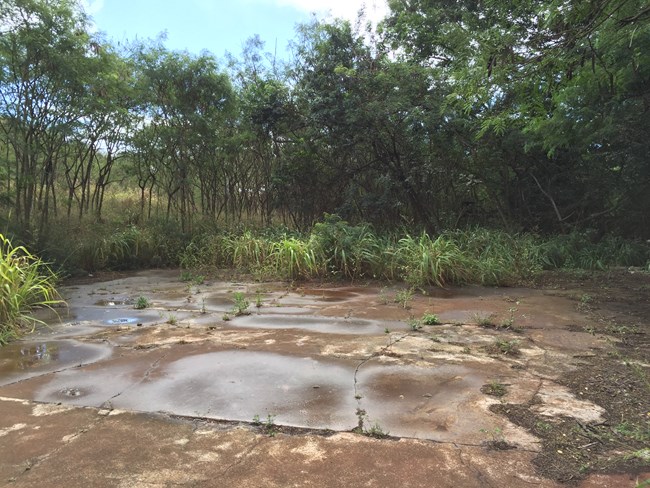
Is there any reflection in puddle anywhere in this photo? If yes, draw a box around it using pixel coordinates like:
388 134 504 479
0 340 112 381
232 315 403 335
94 298 134 307
105 317 139 325
13 343 59 370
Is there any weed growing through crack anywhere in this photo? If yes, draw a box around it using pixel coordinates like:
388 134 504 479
166 314 177 325
421 312 441 325
353 408 390 438
252 414 277 436
264 414 277 436
134 296 149 309
480 427 514 450
365 422 390 439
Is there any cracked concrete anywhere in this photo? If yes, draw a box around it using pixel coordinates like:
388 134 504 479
0 270 646 486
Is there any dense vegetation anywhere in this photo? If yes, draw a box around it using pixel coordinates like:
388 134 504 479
0 0 649 277
0 233 60 344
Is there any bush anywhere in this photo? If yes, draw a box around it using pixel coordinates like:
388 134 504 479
0 234 62 344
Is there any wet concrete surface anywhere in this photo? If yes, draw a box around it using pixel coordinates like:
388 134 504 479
0 269 645 487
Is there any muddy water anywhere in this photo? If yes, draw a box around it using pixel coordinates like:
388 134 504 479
0 270 607 447
0 340 112 386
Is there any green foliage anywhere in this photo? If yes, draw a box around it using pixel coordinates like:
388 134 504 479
0 234 62 344
393 288 414 309
396 233 471 287
231 292 250 316
486 339 521 356
481 380 507 397
408 319 422 331
310 214 382 279
421 313 440 326
134 296 149 310
540 232 650 270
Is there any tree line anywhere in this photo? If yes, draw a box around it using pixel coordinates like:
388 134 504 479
1 0 648 239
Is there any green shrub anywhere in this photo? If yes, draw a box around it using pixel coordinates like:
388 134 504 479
0 234 62 344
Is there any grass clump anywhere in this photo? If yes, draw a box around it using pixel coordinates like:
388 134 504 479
421 313 441 325
0 234 62 345
481 380 508 397
486 339 521 356
134 296 150 309
232 292 250 316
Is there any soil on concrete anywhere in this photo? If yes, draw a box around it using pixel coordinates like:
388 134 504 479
491 268 650 483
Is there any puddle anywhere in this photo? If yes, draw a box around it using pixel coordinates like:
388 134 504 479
39 351 359 430
231 315 404 335
296 288 359 302
105 317 140 325
0 340 112 385
94 297 134 306
63 307 161 326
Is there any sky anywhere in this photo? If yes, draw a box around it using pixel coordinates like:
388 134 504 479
82 0 390 60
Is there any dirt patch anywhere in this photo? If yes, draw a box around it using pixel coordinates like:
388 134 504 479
487 269 650 483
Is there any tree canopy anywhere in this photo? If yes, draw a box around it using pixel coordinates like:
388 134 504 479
1 0 648 238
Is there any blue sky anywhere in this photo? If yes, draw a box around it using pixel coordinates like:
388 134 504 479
83 0 389 61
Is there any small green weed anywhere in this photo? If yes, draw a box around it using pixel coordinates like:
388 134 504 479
480 427 514 450
134 296 150 310
473 312 497 328
486 339 521 356
394 288 414 309
421 313 440 325
365 422 390 438
481 380 507 397
252 413 277 435
378 287 390 305
166 314 178 325
615 421 650 442
408 318 423 331
232 292 250 316
353 408 389 438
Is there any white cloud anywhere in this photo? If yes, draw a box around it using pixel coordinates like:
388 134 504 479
268 0 390 25
81 0 105 16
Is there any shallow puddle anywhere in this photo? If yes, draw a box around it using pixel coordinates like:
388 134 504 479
232 314 405 335
0 340 112 385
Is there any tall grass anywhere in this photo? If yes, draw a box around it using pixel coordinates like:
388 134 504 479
178 221 649 285
23 214 650 284
0 234 62 344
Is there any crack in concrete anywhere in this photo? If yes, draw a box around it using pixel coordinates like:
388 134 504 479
353 332 412 400
101 351 169 409
217 437 266 480
8 405 110 484
458 448 496 488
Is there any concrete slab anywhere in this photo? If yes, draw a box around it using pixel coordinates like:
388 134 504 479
0 270 646 487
